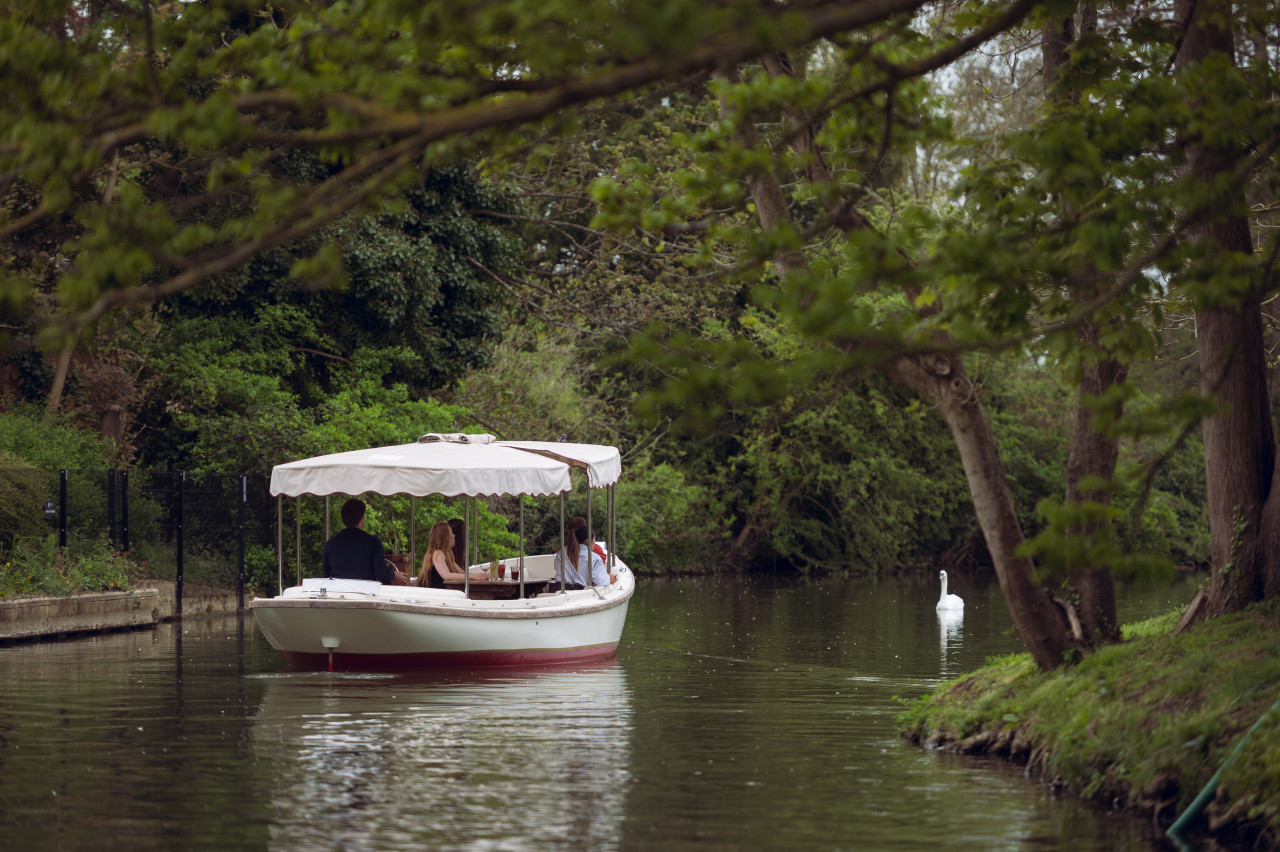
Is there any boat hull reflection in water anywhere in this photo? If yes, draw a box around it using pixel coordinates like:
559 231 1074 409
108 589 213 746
251 661 631 849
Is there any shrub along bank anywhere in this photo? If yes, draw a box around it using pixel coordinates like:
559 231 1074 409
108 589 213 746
1 535 139 598
899 602 1280 849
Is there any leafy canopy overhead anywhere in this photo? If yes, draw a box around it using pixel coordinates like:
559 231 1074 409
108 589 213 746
1 0 1040 345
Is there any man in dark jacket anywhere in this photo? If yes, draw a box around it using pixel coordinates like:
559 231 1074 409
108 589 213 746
321 498 407 584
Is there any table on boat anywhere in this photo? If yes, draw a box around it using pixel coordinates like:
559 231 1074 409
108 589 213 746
444 578 552 600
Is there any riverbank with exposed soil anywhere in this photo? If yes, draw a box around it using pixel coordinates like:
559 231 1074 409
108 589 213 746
899 601 1280 850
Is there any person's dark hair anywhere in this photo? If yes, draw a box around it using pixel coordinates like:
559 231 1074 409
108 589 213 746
340 498 366 528
448 518 466 568
565 523 589 569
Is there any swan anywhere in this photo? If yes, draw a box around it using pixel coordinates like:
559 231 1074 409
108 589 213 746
936 569 964 610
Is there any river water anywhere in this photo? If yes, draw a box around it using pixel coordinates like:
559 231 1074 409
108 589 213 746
0 572 1203 851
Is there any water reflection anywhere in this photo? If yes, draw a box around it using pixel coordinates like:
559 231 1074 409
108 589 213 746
938 608 963 670
251 663 632 850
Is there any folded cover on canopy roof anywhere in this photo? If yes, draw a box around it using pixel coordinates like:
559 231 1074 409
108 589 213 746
495 441 622 488
269 440 575 498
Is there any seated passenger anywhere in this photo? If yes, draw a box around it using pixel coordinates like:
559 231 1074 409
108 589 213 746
552 524 617 589
322 498 408 585
417 521 487 588
567 516 607 561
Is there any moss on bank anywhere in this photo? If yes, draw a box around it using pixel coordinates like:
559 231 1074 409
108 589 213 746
899 601 1280 848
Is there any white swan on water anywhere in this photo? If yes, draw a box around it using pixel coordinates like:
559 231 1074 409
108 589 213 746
936 569 964 610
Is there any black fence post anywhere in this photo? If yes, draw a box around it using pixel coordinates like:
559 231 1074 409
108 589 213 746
107 469 117 549
121 470 130 552
58 469 67 549
238 473 247 611
176 470 185 618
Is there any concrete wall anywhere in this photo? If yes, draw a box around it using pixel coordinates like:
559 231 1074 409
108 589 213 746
0 582 241 642
143 581 242 621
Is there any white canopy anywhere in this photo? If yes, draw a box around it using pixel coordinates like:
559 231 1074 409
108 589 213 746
269 436 622 498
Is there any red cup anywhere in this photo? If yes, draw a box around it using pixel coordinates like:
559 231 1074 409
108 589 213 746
498 564 506 580
511 568 520 581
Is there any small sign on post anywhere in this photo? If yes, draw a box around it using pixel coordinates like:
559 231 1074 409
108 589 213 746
44 500 56 515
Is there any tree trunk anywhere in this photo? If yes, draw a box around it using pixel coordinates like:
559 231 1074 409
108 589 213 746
885 354 1071 669
1063 342 1126 643
714 67 808 282
44 344 75 421
1044 5 1123 645
1196 297 1272 614
1176 0 1276 619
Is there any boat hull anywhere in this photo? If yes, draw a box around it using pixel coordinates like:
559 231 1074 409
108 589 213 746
250 570 633 671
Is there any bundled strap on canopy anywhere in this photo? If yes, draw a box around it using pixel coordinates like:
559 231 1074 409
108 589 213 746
495 441 622 488
418 433 495 445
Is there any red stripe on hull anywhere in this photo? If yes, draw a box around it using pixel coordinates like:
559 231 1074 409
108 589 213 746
277 643 620 671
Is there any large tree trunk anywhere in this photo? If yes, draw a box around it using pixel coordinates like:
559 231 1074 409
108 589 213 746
1063 341 1126 643
1176 0 1277 619
1044 6 1123 645
1196 295 1272 614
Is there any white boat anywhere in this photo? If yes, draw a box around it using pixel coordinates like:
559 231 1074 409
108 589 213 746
249 434 634 670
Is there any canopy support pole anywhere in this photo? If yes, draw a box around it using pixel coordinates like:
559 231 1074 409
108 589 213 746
464 497 471 599
295 497 302 586
324 496 330 541
518 494 525 597
558 492 566 589
586 485 593 583
410 496 417 578
276 494 283 594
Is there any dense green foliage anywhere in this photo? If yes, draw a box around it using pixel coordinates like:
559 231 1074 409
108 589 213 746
0 451 50 550
7 0 1265 588
0 406 122 553
131 326 466 473
1 534 136 598
154 166 523 397
899 601 1280 846
0 404 117 470
710 375 975 571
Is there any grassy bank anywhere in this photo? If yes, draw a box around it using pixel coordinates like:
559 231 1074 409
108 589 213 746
899 600 1280 848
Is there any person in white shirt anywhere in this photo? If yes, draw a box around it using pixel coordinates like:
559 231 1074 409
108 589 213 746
567 515 607 562
552 524 616 588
